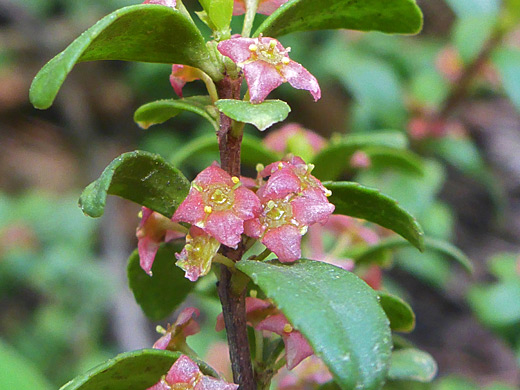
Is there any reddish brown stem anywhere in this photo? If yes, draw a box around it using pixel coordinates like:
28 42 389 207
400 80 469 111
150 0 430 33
215 75 256 390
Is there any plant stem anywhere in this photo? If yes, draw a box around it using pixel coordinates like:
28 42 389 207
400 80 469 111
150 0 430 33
215 75 256 390
242 0 260 38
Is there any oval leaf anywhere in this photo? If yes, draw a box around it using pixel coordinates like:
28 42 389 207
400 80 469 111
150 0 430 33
324 181 424 250
59 349 217 390
215 99 290 131
365 147 425 176
134 96 218 131
387 349 437 382
171 134 279 167
128 245 194 320
254 0 423 38
79 150 190 218
378 291 415 333
312 131 409 180
353 237 473 274
237 259 392 390
30 5 220 110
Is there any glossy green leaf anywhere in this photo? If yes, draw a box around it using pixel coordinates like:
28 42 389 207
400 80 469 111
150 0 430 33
387 349 437 382
353 237 473 274
59 349 217 390
128 245 194 320
312 131 408 180
79 151 190 218
237 259 392 390
493 48 520 112
0 340 52 390
215 99 290 131
170 134 279 167
30 5 220 110
378 291 415 333
254 0 423 37
366 147 424 175
199 0 233 32
134 96 218 131
468 280 520 327
324 181 424 251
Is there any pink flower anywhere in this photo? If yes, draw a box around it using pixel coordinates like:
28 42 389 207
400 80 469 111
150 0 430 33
263 123 327 158
175 227 221 281
276 356 333 390
216 297 276 331
218 37 320 103
256 314 314 370
136 207 185 275
173 164 261 248
245 157 334 262
143 0 176 7
147 355 238 390
170 65 202 98
153 307 200 351
349 151 371 169
233 0 288 15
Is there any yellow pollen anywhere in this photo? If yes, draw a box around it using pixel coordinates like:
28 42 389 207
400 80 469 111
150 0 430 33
249 44 258 52
232 176 240 184
324 189 332 197
204 206 213 214
156 325 167 335
278 162 284 170
138 210 143 218
282 57 290 65
250 290 258 298
269 40 277 50
256 163 265 172
267 200 276 210
283 323 293 333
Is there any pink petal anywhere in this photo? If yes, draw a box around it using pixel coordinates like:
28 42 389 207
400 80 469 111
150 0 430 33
143 0 176 7
147 378 172 390
138 237 161 275
283 331 314 370
243 61 284 103
175 307 201 336
260 168 301 201
218 38 256 64
262 225 301 262
165 229 185 242
205 211 244 247
240 176 258 189
194 165 233 187
233 186 262 220
166 355 201 384
243 218 264 238
232 0 246 15
282 61 321 101
291 188 334 226
172 190 206 225
255 313 287 334
195 375 239 390
257 0 289 14
169 75 186 98
153 333 172 350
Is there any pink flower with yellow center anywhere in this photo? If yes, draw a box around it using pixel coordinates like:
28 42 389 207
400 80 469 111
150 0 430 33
175 226 221 281
136 207 185 275
169 65 202 98
173 164 261 248
263 123 327 159
245 157 334 262
218 37 320 103
147 355 238 390
153 307 200 351
233 0 288 15
256 314 314 370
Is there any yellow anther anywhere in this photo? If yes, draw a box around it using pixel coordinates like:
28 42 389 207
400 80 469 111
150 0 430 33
156 325 167 334
282 57 290 65
232 176 240 184
193 183 203 192
283 323 293 333
269 40 277 50
250 290 258 298
278 162 284 170
138 210 143 218
307 163 315 173
324 189 332 197
204 206 213 214
256 163 265 172
267 200 276 210
249 44 258 52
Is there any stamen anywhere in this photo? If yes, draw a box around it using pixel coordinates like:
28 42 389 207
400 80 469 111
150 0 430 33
192 183 203 192
231 176 240 184
282 57 290 65
283 323 293 333
324 189 332 197
249 44 258 52
256 163 265 172
204 206 213 214
278 162 284 170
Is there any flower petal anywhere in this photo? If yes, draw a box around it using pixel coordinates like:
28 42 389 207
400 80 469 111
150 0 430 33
166 355 201 384
283 331 314 370
257 0 289 15
147 378 172 390
243 61 284 103
282 61 321 101
194 164 233 187
243 218 264 238
291 188 334 226
172 189 206 225
195 375 239 390
218 38 256 64
233 186 262 220
205 211 244 247
138 236 161 275
262 224 301 262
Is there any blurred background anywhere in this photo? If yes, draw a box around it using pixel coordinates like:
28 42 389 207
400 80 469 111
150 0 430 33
0 0 519 389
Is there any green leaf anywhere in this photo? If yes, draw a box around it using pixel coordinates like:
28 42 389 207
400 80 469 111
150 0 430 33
127 245 194 320
365 147 425 176
254 0 423 37
79 151 190 218
324 181 424 251
170 134 279 167
312 131 409 180
59 349 217 390
215 99 290 131
30 5 220 110
378 291 415 333
353 237 473 274
387 349 437 382
237 259 392 390
468 280 520 327
134 96 218 131
199 0 233 32
493 48 520 112
0 339 53 390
